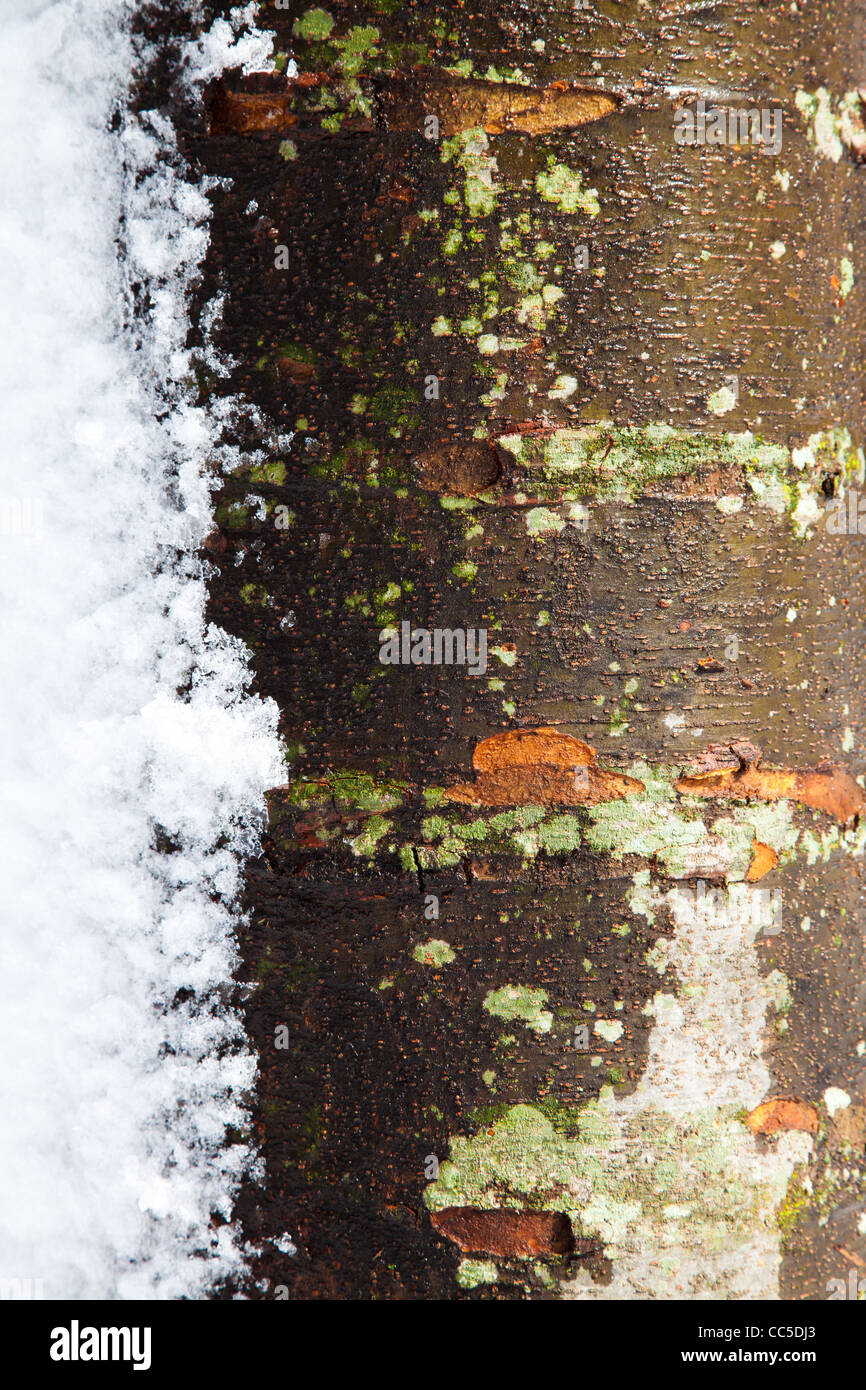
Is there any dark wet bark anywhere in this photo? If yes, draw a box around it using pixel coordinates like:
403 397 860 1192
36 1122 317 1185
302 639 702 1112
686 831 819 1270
184 1 866 1298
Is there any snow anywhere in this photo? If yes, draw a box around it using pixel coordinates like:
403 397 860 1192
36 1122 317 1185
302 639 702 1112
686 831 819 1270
0 1 281 1297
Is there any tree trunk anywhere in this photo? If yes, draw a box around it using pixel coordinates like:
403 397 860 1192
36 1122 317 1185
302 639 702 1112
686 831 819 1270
196 0 866 1299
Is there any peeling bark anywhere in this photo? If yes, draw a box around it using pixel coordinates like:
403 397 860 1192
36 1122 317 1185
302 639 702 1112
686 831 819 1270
443 729 644 807
676 743 866 826
747 1099 820 1137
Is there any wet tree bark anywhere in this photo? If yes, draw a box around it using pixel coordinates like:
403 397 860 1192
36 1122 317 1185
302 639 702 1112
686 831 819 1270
193 0 866 1298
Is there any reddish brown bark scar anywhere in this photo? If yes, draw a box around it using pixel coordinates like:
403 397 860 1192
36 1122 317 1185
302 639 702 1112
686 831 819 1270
413 441 501 497
746 1099 820 1136
443 728 645 808
675 741 865 827
430 1206 575 1257
207 73 332 136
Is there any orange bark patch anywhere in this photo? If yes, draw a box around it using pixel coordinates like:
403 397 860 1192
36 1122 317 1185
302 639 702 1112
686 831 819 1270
676 741 865 826
443 728 644 808
746 840 778 882
746 1099 819 1136
430 1207 574 1257
436 78 617 136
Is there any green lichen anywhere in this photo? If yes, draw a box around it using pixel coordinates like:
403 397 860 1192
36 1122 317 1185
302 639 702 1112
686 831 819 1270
451 560 478 581
535 158 599 216
331 770 406 812
706 385 737 416
214 500 250 529
441 128 499 217
284 769 406 813
594 1019 623 1043
249 460 287 486
794 87 862 162
406 768 821 874
292 8 335 42
426 1098 798 1294
486 422 865 522
533 814 583 856
413 939 456 967
840 256 855 299
483 985 553 1034
525 506 565 536
239 582 268 607
340 24 379 53
584 761 802 879
350 814 392 857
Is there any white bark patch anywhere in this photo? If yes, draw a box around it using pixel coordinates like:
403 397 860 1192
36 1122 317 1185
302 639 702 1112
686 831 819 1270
564 884 811 1300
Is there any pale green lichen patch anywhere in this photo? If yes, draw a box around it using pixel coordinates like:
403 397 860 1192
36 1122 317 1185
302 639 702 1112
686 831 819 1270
548 374 578 400
594 1019 623 1042
413 938 456 967
483 985 553 1034
429 865 815 1297
525 506 565 536
496 423 785 502
535 157 599 216
795 87 864 162
441 128 499 217
404 761 866 874
489 423 863 522
426 1100 797 1283
583 762 749 878
583 763 801 880
334 24 381 79
414 805 548 868
706 385 737 416
795 87 843 160
451 559 477 581
839 256 855 299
